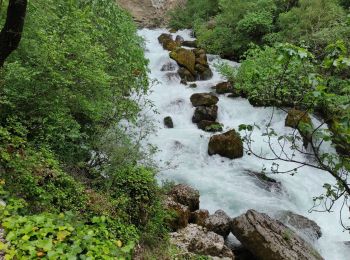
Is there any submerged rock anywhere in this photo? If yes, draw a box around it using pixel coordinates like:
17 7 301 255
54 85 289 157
161 61 177 72
197 120 223 132
208 130 243 159
205 210 232 238
192 105 218 123
190 93 219 107
168 184 200 212
170 48 196 75
170 224 234 258
231 209 324 260
275 210 322 241
164 116 174 128
245 170 282 193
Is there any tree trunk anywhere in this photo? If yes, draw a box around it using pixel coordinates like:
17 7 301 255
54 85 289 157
0 0 27 66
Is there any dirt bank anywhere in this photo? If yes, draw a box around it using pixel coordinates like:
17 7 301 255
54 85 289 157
116 0 185 27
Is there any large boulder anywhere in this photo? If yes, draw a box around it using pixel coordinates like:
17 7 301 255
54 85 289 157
275 211 322 241
168 184 200 212
208 130 243 159
170 48 196 75
190 93 219 107
164 197 191 231
205 210 232 238
197 120 223 132
170 224 234 258
192 105 218 123
158 33 180 51
231 210 324 260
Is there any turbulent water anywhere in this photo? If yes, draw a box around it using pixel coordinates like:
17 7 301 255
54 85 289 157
138 28 350 259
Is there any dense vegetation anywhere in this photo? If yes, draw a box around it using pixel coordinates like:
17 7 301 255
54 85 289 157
170 0 350 226
0 0 169 258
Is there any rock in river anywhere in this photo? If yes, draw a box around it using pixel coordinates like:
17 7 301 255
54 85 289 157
231 209 324 260
190 93 219 107
208 130 243 159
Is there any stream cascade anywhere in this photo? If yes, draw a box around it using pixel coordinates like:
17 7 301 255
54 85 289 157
137 28 350 260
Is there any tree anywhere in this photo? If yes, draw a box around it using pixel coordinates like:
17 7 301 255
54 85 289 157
0 0 27 66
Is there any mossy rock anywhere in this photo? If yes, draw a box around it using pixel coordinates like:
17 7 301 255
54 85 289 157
170 48 196 75
208 129 243 159
285 109 312 129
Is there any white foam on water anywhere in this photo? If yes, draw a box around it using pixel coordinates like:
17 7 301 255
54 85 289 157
138 28 350 259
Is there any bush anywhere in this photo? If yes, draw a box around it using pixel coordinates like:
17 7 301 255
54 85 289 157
0 189 135 259
220 44 315 106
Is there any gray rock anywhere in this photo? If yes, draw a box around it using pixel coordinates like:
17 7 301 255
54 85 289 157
175 35 185 44
161 62 177 72
205 210 232 238
192 105 218 123
171 224 234 258
190 93 219 107
245 170 283 193
275 210 322 241
231 209 324 260
168 184 200 212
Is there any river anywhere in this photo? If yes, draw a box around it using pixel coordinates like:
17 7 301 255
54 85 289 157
138 28 350 260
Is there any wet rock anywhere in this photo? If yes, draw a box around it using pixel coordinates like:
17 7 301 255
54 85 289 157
169 28 177 33
275 210 322 241
208 130 243 159
164 116 174 128
245 170 282 193
164 197 191 231
161 61 177 71
193 48 213 80
215 82 233 94
192 105 218 123
231 209 324 260
197 120 223 132
197 67 213 81
182 40 198 48
180 79 187 85
170 48 196 75
190 93 219 107
158 33 180 51
178 67 195 82
175 35 184 44
191 209 209 226
170 224 234 258
285 109 312 128
168 184 200 212
205 210 232 238
189 83 197 88
285 109 313 147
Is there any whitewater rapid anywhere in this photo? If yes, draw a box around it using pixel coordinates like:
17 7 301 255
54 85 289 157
138 28 349 259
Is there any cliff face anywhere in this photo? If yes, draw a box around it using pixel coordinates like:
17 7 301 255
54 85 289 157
116 0 186 27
